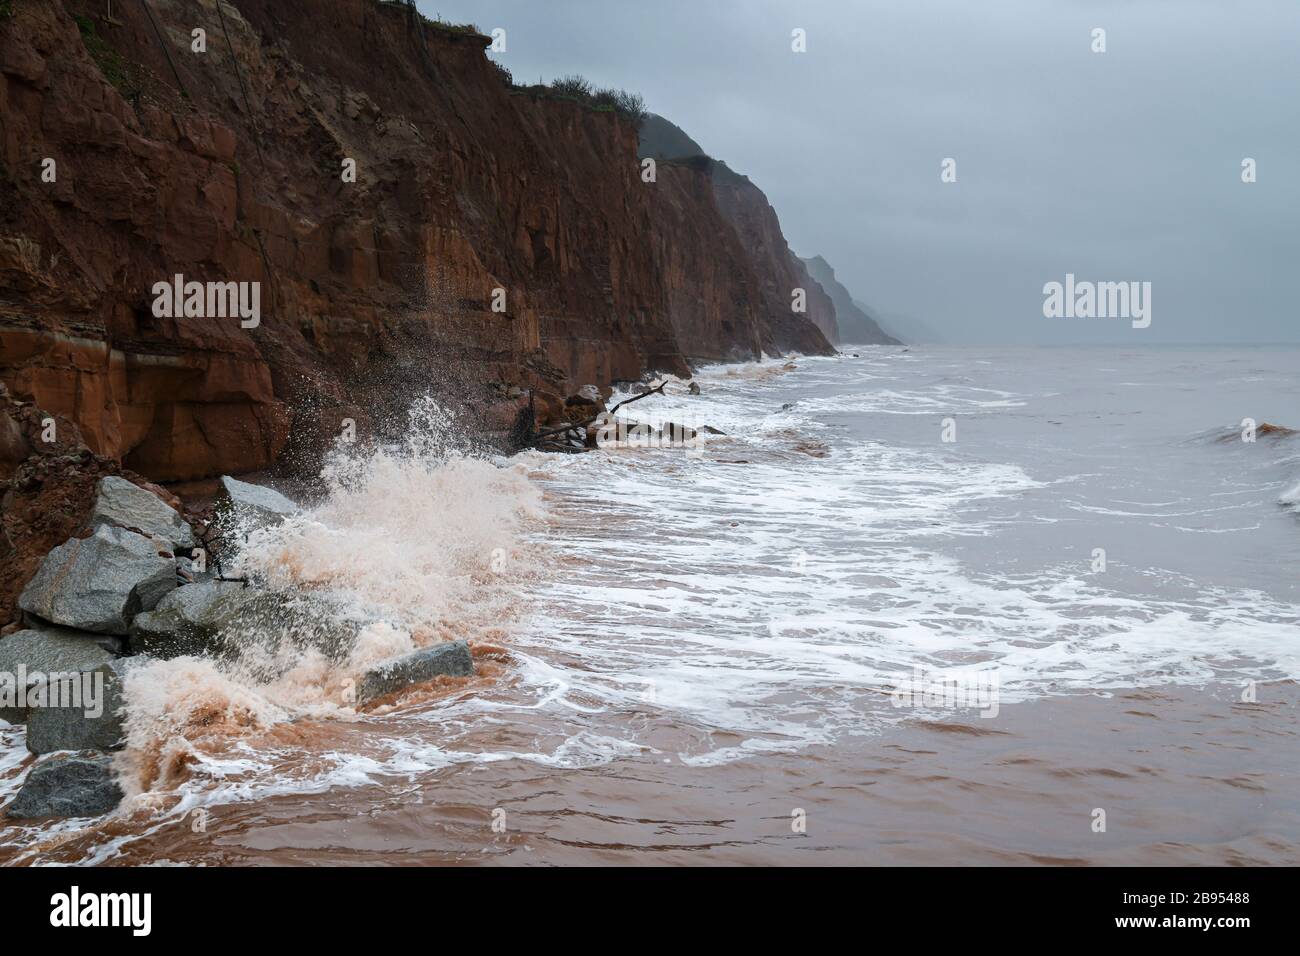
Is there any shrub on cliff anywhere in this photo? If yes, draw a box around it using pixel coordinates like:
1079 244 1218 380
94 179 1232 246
426 17 481 36
550 74 594 100
378 0 479 36
608 89 648 126
491 60 515 89
547 75 647 124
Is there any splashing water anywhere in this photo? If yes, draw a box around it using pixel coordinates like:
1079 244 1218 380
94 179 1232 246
114 398 545 794
234 398 541 628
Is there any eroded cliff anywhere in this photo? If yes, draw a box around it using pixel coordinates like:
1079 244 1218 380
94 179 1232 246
640 114 839 346
0 0 833 486
710 160 839 346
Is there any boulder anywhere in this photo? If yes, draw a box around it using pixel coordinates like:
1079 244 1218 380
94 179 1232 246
133 584 377 672
0 623 119 724
4 753 123 819
25 659 138 754
129 580 258 659
218 475 299 529
355 640 473 705
17 525 176 634
565 384 602 408
91 475 196 550
220 591 381 673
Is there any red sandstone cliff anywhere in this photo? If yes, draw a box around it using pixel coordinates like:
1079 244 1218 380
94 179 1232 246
639 116 839 346
710 161 840 345
0 0 832 490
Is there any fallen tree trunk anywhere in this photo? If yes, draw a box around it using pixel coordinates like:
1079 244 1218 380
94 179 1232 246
528 382 668 448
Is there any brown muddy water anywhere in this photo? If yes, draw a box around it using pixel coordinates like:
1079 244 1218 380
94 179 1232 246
5 682 1297 865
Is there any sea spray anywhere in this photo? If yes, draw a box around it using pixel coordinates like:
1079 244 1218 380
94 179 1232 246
1280 479 1300 514
232 397 542 627
117 398 546 794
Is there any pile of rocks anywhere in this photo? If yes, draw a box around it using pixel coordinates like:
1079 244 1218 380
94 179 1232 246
1 474 473 821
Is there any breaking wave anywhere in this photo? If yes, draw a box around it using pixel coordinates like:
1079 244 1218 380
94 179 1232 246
115 397 545 796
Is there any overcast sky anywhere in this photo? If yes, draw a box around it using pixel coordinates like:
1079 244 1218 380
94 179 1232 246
419 0 1298 344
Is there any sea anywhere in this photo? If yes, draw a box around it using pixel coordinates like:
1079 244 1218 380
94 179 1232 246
2 344 1297 865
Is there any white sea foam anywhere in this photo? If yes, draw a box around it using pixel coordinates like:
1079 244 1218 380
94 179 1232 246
796 384 1027 415
515 424 1298 763
1280 478 1300 514
0 724 28 807
486 353 1300 769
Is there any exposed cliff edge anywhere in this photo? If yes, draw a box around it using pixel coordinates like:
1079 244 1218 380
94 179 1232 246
639 113 839 345
0 0 833 487
711 160 840 346
800 256 902 346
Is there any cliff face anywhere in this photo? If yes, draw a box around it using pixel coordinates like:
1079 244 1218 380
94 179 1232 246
638 113 705 165
639 115 838 348
801 256 901 346
710 162 839 347
0 0 831 484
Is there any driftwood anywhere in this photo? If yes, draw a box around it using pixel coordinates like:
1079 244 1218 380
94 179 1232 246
529 382 668 447
192 517 250 586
